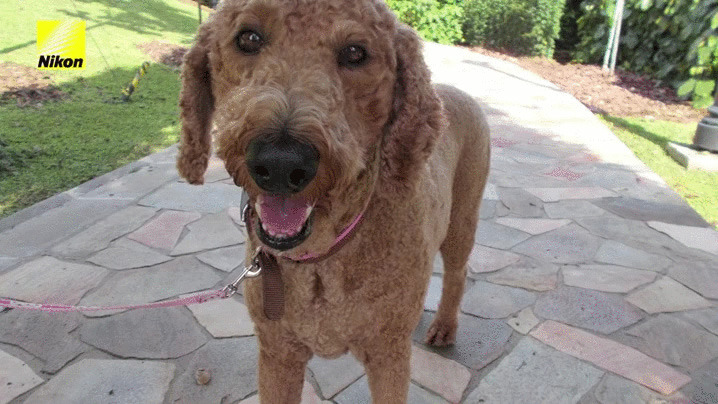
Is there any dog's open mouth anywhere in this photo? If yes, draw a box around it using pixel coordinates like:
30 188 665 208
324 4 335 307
255 194 314 251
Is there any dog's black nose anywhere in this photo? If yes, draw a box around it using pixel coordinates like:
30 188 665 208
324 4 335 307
246 134 319 194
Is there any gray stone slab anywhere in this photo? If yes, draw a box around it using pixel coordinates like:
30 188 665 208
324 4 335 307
139 182 245 213
80 307 208 359
81 163 179 199
465 337 603 404
495 217 571 235
0 349 44 404
496 188 544 217
461 281 536 319
308 353 365 398
171 211 245 255
0 256 107 306
24 359 175 404
466 245 521 275
424 275 442 311
575 215 680 250
594 197 709 227
87 238 171 270
624 314 718 371
410 345 471 403
563 264 656 293
486 259 558 291
196 245 246 272
0 257 18 272
594 240 672 272
168 337 258 404
544 200 606 218
413 312 512 370
647 221 718 255
187 298 255 337
669 260 718 299
685 358 718 404
80 256 221 316
0 310 88 373
0 198 130 257
584 373 686 404
511 223 603 264
127 210 201 251
625 276 712 314
667 141 718 171
507 307 540 334
51 206 157 258
479 199 497 219
475 221 531 250
483 183 499 200
534 287 643 334
684 307 718 336
525 187 617 202
334 376 448 404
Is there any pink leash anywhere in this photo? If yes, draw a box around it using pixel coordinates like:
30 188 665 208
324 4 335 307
0 256 262 313
0 290 226 313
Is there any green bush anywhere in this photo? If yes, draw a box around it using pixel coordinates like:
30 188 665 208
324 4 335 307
575 0 718 107
387 0 464 45
462 0 567 57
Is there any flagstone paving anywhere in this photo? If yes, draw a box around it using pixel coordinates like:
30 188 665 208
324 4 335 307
1 42 716 403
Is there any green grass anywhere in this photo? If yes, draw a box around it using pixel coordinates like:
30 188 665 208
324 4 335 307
600 115 718 229
0 0 202 218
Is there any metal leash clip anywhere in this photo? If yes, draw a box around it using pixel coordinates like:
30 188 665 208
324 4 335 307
222 247 262 298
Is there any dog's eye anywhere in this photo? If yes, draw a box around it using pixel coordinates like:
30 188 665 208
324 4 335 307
338 45 368 68
236 30 264 55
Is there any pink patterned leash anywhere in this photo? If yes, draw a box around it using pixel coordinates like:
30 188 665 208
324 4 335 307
0 252 262 313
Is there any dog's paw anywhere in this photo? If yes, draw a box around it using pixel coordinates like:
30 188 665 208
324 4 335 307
425 318 457 347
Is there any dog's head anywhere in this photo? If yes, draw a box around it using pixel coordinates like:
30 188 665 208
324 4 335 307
177 0 443 257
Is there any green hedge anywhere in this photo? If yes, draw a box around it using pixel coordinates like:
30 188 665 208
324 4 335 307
575 0 718 107
462 0 567 57
387 0 464 45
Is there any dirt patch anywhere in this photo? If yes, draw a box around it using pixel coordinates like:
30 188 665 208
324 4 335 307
0 62 66 107
469 46 706 123
137 41 188 68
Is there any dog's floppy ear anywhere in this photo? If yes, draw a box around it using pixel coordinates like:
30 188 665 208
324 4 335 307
380 24 444 194
177 24 215 185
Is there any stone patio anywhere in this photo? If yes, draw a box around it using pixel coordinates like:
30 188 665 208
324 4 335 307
1 42 717 403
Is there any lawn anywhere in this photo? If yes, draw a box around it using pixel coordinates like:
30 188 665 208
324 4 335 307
0 0 201 218
600 115 718 228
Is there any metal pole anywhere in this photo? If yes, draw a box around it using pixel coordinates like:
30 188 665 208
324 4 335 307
602 1 620 70
198 1 202 24
694 86 718 152
609 0 625 73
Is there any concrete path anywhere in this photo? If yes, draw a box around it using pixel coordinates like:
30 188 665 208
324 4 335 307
1 42 717 404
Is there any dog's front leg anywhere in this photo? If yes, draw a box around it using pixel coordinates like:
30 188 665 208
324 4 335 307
354 337 412 404
257 341 310 404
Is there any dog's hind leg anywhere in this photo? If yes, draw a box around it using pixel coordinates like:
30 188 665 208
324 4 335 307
426 200 482 346
426 105 490 347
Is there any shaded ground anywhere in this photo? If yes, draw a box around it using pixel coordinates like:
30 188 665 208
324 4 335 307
0 62 65 107
469 47 707 124
136 41 187 68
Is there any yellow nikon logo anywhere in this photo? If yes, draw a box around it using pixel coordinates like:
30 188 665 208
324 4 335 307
37 20 86 70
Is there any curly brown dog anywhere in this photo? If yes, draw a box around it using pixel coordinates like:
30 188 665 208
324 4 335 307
177 0 490 402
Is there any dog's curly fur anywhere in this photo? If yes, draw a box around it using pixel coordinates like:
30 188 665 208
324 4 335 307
177 0 490 402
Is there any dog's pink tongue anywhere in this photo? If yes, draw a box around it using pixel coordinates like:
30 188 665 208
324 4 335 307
259 195 311 235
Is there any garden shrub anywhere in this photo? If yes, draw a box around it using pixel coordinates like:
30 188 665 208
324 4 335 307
387 0 464 45
462 0 567 57
575 0 718 107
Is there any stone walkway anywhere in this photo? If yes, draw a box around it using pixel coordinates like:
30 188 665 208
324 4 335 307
1 42 717 404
